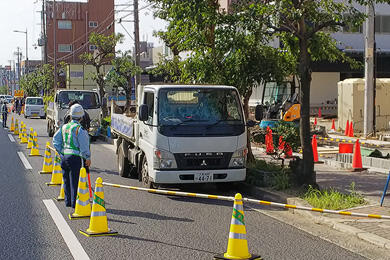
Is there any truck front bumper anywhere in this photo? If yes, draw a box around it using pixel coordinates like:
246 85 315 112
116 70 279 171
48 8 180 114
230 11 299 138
150 168 246 184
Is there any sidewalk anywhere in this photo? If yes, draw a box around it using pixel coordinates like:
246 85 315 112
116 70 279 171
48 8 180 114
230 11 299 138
251 146 390 249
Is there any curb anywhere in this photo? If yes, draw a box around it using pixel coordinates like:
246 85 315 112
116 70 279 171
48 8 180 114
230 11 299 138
241 183 390 250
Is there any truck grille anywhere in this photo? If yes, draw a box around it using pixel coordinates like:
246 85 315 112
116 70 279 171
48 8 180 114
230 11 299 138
174 152 232 170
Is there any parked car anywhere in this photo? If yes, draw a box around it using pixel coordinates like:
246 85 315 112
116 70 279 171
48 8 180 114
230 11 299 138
24 97 45 119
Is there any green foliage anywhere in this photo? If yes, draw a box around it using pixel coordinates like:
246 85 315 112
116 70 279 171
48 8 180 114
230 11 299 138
43 95 54 113
272 170 291 190
101 116 111 128
106 51 142 110
0 86 7 95
275 121 300 151
303 182 366 210
80 32 124 117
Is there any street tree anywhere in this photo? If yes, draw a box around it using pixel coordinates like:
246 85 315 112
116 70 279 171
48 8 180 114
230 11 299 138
106 51 142 112
80 32 124 117
150 0 294 162
245 0 378 185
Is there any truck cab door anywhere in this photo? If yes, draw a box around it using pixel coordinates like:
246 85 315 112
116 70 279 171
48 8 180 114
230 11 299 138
138 91 156 157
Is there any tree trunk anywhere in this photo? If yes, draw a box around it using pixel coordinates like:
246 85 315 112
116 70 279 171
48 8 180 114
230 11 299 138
95 66 107 118
298 38 316 186
243 88 255 163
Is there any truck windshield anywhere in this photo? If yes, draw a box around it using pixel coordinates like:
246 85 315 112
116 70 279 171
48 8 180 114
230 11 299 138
26 98 43 105
158 88 244 136
58 91 100 109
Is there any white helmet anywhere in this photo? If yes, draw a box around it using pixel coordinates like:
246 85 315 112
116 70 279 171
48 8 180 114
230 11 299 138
70 104 84 119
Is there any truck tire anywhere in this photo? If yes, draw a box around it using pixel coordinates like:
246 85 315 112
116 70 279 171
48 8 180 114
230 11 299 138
47 121 54 137
141 156 154 188
118 144 130 178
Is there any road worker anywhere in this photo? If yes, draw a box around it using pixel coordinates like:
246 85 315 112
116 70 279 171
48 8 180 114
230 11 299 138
53 104 91 208
1 100 8 128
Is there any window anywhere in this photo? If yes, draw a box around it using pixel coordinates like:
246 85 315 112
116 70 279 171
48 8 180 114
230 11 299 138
26 98 43 105
58 20 72 30
89 45 98 51
58 44 72 53
144 92 154 125
89 21 98 28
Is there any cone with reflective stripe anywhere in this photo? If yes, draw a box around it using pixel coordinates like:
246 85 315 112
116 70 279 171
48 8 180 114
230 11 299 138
13 119 19 135
18 122 24 139
55 177 65 201
40 142 53 174
46 152 62 185
80 177 118 237
27 128 33 149
29 131 41 157
330 119 336 132
69 167 91 219
20 125 28 144
10 117 14 132
215 193 260 260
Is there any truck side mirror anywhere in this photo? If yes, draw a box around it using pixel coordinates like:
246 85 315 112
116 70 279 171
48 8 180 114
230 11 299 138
255 105 264 121
139 104 148 121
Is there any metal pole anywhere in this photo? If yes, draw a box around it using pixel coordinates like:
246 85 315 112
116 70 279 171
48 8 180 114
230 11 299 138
364 3 374 137
43 0 48 64
134 0 140 107
25 29 29 74
53 0 57 93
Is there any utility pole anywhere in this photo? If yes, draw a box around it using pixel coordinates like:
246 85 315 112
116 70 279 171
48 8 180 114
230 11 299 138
364 2 375 137
42 0 48 64
134 0 140 106
15 47 21 90
53 0 57 92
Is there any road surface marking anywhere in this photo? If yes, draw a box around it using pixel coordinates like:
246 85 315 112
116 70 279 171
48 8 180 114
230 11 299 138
8 134 15 142
43 200 90 260
17 151 32 170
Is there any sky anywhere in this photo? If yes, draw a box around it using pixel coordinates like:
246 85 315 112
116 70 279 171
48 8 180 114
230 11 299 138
0 0 166 66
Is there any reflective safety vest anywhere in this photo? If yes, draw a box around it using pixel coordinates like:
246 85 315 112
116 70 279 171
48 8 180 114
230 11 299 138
62 121 81 156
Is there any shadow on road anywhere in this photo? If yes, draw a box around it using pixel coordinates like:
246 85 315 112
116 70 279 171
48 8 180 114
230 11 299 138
107 208 194 222
115 234 217 254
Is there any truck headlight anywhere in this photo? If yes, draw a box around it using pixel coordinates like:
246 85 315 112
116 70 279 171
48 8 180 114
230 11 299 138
153 149 177 169
229 148 247 168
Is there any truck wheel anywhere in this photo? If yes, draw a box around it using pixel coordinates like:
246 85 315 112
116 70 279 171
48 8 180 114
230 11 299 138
141 156 154 188
118 144 130 178
47 121 54 137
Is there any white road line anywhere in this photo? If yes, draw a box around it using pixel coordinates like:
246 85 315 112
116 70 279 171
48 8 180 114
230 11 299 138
8 134 15 142
43 200 90 260
17 151 33 170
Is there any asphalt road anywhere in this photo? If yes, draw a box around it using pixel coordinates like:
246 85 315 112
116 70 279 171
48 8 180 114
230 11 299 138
0 113 372 260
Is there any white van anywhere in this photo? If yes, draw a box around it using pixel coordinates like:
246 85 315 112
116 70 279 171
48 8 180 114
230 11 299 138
25 97 45 119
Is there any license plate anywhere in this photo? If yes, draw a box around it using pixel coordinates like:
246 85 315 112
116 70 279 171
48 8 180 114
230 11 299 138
194 172 213 182
32 113 38 117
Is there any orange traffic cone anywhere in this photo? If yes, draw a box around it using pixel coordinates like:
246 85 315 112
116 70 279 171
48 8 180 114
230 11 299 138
312 135 323 164
352 139 364 171
314 117 317 126
214 193 260 260
348 121 354 137
10 117 14 132
318 108 322 118
69 168 91 219
79 177 118 237
265 127 274 154
330 119 336 132
344 120 349 136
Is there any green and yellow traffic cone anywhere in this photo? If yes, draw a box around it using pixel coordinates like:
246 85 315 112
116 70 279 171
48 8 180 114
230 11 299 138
55 177 65 201
29 131 41 157
80 177 118 237
20 125 28 144
214 193 260 260
40 142 53 174
69 168 91 219
13 119 19 135
46 152 62 185
27 128 33 149
18 122 24 139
